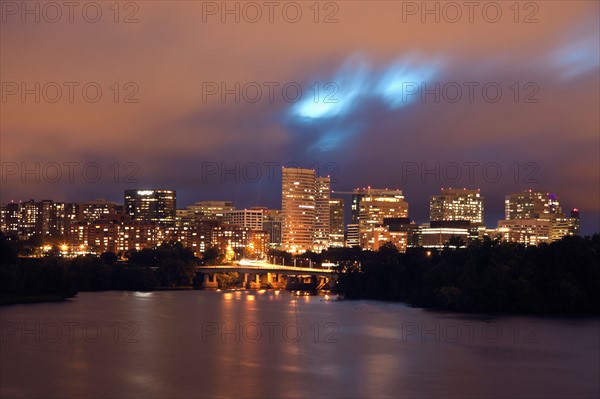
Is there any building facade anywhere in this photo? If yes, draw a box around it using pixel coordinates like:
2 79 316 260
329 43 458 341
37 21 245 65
281 168 316 253
329 198 345 247
124 189 176 226
430 188 484 224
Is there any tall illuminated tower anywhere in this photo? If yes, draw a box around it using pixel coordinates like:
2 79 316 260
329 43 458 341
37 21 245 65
355 187 409 249
281 168 316 253
124 189 176 226
430 188 484 224
314 176 331 251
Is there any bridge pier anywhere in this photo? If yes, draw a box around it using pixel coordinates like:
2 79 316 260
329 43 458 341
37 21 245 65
202 273 219 289
268 272 286 289
245 273 261 290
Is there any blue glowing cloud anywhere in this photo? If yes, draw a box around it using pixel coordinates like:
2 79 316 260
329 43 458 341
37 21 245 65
286 54 443 152
376 60 440 109
292 56 371 121
290 54 442 121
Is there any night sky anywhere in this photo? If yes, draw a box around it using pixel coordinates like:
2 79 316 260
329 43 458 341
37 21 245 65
1 1 599 234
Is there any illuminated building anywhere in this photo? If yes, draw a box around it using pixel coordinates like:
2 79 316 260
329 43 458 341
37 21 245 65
117 221 165 253
1 199 78 240
505 190 562 220
499 190 578 245
248 230 269 258
222 208 265 230
570 209 580 235
262 209 282 247
19 200 41 238
383 217 421 248
281 167 316 253
314 177 331 251
498 219 551 246
211 225 251 260
86 219 119 254
186 219 221 257
421 221 470 249
0 202 20 237
362 226 408 252
124 189 176 226
329 198 345 247
346 223 360 247
185 200 234 220
430 188 484 225
355 188 409 250
69 219 164 254
80 199 123 222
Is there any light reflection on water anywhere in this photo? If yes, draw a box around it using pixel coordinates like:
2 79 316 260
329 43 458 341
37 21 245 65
0 290 598 399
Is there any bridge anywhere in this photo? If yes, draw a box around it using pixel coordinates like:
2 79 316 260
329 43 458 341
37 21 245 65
196 261 337 290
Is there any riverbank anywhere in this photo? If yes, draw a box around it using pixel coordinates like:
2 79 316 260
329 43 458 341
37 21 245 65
0 294 72 306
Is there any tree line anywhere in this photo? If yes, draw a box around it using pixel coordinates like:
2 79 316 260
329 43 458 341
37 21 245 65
2 231 599 314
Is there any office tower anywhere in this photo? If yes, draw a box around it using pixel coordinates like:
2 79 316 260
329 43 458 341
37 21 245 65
354 188 409 250
430 188 484 224
570 209 580 235
505 190 562 220
346 223 360 247
329 198 345 247
499 190 578 245
263 209 282 247
351 192 362 224
314 176 331 251
124 189 176 226
222 208 265 230
281 167 316 253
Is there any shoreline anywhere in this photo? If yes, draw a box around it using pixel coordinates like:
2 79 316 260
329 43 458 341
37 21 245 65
0 294 72 306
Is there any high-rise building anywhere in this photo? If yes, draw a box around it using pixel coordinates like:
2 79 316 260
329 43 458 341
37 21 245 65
430 188 484 224
354 188 409 250
124 189 176 226
263 209 282 247
570 209 580 235
499 190 578 245
346 223 360 247
329 198 345 247
281 167 316 253
0 202 20 237
314 177 331 251
505 190 562 220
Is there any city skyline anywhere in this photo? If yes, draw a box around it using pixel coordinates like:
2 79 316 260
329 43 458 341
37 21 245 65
1 182 588 234
2 2 598 237
1 178 582 255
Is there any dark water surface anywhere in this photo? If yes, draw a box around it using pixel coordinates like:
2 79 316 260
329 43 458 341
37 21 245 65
1 290 598 398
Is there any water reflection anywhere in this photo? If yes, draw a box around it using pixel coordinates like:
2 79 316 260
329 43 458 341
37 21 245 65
0 291 598 399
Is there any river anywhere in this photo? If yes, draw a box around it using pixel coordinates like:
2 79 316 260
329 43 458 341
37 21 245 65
1 290 598 398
